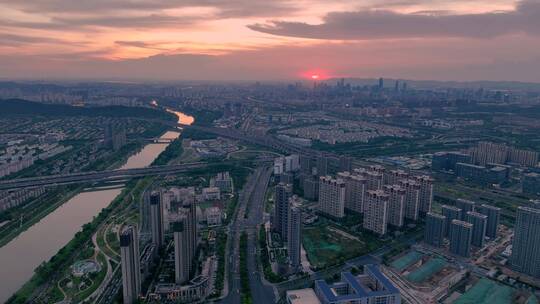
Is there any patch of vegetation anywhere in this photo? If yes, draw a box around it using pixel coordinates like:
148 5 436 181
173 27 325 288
210 230 227 298
259 226 285 283
151 137 183 166
0 99 175 121
239 232 252 304
7 178 151 304
302 223 379 270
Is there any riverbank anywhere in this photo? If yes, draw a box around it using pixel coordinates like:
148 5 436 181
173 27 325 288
0 108 193 302
6 179 149 303
0 142 147 248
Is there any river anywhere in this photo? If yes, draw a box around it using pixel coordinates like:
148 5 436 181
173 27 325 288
0 110 192 302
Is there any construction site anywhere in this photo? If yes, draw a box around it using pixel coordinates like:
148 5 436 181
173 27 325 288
382 250 466 304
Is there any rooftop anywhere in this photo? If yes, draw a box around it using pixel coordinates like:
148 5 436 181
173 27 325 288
286 288 321 304
315 265 399 302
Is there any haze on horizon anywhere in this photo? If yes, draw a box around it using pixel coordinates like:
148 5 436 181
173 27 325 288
1 0 539 82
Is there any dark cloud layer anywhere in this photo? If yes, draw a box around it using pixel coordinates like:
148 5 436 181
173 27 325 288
0 33 65 45
249 0 540 39
1 0 298 18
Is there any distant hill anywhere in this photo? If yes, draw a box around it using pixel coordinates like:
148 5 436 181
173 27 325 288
0 99 175 120
326 78 540 92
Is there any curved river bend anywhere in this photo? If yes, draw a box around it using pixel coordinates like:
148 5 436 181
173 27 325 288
0 111 192 302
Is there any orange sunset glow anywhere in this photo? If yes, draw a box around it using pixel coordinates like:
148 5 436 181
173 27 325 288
0 0 539 81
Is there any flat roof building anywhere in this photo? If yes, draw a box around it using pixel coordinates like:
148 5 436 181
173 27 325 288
150 191 164 249
442 205 462 237
449 220 473 258
286 288 321 304
477 204 500 238
456 199 475 220
314 265 400 304
363 190 389 235
466 211 487 247
318 176 346 218
120 225 141 304
384 185 406 228
400 179 421 221
425 212 446 247
511 207 540 279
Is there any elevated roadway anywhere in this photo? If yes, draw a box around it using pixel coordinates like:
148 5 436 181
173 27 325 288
0 159 269 191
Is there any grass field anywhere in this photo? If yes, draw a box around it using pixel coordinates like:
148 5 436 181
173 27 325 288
303 224 366 269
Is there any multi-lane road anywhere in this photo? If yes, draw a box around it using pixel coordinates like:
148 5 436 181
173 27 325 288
217 166 275 304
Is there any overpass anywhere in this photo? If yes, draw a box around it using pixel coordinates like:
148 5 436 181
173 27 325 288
0 122 332 191
0 159 269 191
178 124 333 158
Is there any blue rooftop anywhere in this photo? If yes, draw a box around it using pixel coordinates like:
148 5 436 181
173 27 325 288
315 265 399 303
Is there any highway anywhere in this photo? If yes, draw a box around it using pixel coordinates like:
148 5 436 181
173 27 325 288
0 158 271 191
217 166 275 304
244 167 275 304
0 122 331 192
218 168 261 304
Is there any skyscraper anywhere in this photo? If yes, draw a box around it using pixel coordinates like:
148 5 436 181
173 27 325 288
455 199 475 220
449 220 473 257
299 155 314 174
316 156 329 176
477 204 500 238
466 211 487 247
400 179 421 221
150 191 164 248
523 172 540 196
172 219 190 284
384 184 405 227
288 207 302 271
318 176 346 218
425 213 446 247
183 201 198 265
339 156 353 172
104 123 127 151
413 175 434 216
120 225 141 304
384 169 409 186
363 190 389 235
442 205 462 237
511 207 540 278
274 183 293 241
303 177 319 201
338 171 366 214
364 170 384 192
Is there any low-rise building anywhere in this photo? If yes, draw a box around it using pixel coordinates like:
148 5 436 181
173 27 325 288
202 187 220 200
314 265 401 304
286 288 321 304
205 207 222 226
147 276 209 303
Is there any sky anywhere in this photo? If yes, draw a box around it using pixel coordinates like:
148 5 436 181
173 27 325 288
0 0 539 82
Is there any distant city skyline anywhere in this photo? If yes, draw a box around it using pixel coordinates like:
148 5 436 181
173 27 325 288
1 0 540 81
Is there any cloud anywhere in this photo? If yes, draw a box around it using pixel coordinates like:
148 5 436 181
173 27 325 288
115 40 167 51
2 35 540 82
1 0 298 18
0 33 65 45
248 0 540 39
0 14 204 31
